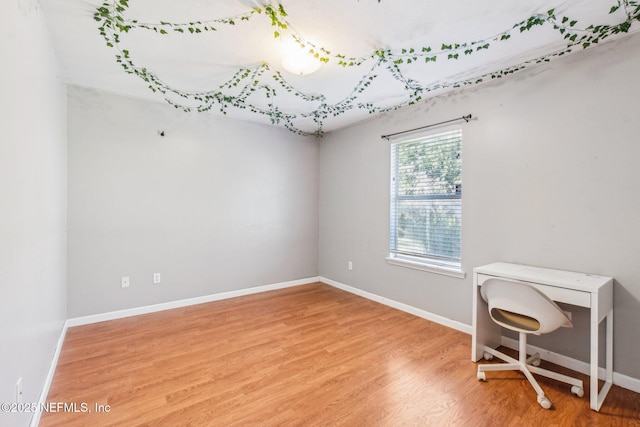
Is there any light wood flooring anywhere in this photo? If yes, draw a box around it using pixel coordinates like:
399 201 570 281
41 283 639 426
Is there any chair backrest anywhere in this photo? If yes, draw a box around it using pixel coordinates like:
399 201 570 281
480 278 572 335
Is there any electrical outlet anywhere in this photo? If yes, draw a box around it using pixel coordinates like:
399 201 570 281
121 276 130 288
348 261 353 271
153 273 161 284
16 377 22 403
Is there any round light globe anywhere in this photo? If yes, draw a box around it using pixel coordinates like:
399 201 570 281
282 53 321 76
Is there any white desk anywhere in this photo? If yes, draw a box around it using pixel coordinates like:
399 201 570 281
472 262 614 411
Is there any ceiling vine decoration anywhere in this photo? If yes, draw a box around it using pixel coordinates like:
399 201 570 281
94 0 640 136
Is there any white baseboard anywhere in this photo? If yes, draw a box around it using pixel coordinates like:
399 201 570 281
66 277 319 327
30 320 69 427
319 276 472 334
501 336 640 394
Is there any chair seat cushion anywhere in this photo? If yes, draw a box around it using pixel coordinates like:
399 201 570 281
491 308 541 332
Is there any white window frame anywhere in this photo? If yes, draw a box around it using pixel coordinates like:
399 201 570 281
386 128 465 279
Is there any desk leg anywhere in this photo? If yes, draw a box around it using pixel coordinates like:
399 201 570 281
472 285 501 362
590 306 597 411
590 308 614 411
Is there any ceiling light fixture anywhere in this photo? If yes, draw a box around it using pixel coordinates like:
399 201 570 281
280 39 322 76
282 53 322 76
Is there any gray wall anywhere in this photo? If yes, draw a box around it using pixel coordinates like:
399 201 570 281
319 32 640 379
67 87 319 317
0 1 67 426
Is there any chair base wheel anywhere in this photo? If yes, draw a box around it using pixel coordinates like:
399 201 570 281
537 395 552 409
483 352 493 361
571 386 584 397
477 371 486 381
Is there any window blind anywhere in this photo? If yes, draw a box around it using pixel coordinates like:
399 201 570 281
390 129 462 266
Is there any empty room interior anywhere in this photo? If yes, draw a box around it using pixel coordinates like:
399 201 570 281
3 0 640 425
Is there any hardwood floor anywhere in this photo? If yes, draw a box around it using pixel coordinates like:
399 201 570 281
41 283 639 426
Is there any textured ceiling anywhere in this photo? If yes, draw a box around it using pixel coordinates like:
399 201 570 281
41 0 640 135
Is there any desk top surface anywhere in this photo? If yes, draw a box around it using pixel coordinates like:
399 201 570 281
474 262 613 293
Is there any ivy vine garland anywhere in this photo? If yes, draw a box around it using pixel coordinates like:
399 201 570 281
94 0 640 136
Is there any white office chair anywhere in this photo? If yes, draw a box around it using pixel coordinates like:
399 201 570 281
477 278 584 409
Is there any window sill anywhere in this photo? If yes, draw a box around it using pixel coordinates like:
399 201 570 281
386 256 466 279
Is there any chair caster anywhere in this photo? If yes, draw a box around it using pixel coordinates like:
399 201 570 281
531 358 541 367
477 371 486 381
571 386 584 397
483 352 493 361
537 395 552 409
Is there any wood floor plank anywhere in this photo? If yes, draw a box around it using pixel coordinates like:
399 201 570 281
40 283 639 426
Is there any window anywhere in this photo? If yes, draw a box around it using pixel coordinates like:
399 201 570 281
388 129 463 277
